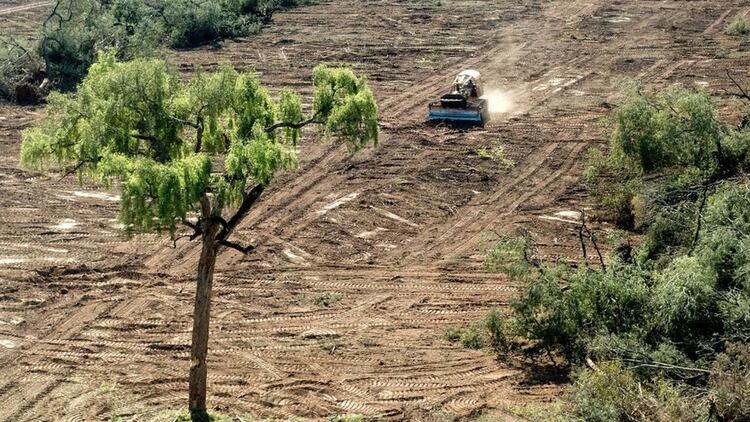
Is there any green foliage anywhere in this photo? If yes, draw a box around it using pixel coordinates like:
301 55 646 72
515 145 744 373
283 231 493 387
39 0 165 90
329 415 364 422
314 292 342 307
21 53 378 235
490 84 750 420
312 65 379 153
484 308 509 351
718 290 750 345
483 235 537 280
726 14 750 36
651 256 719 344
162 0 260 49
609 84 723 174
445 310 510 352
587 85 750 237
638 210 695 261
476 146 514 168
459 324 485 349
566 362 701 422
509 261 650 361
444 324 485 350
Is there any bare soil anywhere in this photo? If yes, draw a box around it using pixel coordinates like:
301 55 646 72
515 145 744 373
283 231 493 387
1 0 749 420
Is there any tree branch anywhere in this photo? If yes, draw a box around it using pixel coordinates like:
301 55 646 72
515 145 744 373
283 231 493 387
194 116 204 153
58 158 97 180
172 234 192 248
216 184 266 241
578 218 589 269
182 219 202 241
580 209 606 273
218 239 255 255
131 133 169 162
689 184 710 256
171 115 200 129
623 358 713 374
726 70 750 101
265 114 322 132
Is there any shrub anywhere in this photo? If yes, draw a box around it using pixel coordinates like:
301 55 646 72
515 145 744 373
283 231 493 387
726 14 750 36
477 146 514 168
699 183 750 291
717 290 750 345
490 78 750 422
639 212 695 261
568 362 701 422
484 308 509 351
444 327 462 343
444 324 485 350
710 343 750 421
510 262 649 362
163 1 260 49
484 235 538 280
651 256 719 349
588 85 747 230
459 323 485 350
314 292 342 307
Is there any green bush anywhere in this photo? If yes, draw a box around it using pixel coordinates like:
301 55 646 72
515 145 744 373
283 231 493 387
699 183 750 291
444 324 485 350
568 362 701 422
638 207 695 261
727 14 750 36
488 85 750 422
483 235 538 280
164 1 259 49
460 324 485 350
484 308 509 351
586 333 692 375
510 263 649 362
651 256 718 338
718 290 750 345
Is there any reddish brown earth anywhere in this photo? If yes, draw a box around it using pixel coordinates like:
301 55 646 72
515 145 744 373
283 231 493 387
1 0 749 420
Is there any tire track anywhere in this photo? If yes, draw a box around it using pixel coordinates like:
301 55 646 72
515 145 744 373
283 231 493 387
0 1 51 16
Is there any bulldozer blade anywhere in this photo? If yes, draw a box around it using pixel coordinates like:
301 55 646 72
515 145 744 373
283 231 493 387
428 107 484 124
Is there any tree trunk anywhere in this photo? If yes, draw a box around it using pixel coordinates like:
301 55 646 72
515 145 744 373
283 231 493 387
189 216 220 422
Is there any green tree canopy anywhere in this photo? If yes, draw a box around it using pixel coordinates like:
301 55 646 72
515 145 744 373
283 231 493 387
21 51 378 234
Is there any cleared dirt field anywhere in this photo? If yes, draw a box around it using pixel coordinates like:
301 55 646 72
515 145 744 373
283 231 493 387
1 0 750 420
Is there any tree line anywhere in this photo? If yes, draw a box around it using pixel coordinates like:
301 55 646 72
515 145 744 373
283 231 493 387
1 0 315 102
452 83 750 421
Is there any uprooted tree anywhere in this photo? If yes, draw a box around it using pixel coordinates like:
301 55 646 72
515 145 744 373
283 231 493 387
20 52 378 421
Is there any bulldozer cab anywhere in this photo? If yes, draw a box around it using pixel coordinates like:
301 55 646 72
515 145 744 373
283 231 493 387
428 69 490 126
453 70 482 98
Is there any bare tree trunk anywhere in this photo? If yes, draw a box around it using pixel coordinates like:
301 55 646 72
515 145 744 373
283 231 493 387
189 200 220 422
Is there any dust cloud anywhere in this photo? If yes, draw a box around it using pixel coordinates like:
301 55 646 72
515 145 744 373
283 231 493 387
481 89 515 114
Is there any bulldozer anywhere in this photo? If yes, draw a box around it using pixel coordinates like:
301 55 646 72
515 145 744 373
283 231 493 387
428 70 490 126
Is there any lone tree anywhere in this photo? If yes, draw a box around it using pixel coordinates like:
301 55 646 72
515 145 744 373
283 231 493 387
20 52 378 421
